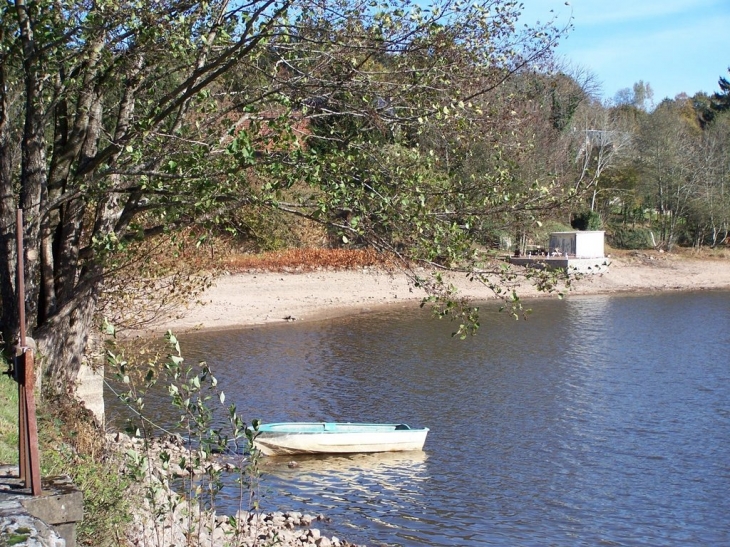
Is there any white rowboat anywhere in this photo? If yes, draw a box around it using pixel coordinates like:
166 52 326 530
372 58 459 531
252 422 429 455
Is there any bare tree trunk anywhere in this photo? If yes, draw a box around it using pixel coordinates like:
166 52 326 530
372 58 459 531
36 274 101 395
0 52 19 346
16 0 47 338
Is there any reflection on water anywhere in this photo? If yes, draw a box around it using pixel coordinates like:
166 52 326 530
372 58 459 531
264 450 429 477
261 452 430 532
107 291 730 546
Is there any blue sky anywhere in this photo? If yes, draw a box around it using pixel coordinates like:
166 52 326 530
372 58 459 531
520 0 730 104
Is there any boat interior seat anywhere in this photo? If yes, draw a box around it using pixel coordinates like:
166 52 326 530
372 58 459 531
324 423 336 431
395 424 411 430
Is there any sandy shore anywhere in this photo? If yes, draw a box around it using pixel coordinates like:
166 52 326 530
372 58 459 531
156 251 730 334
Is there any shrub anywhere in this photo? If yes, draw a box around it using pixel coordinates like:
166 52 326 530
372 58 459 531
571 210 602 231
105 329 260 546
607 226 655 249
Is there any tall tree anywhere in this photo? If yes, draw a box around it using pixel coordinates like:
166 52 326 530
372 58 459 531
0 0 566 392
613 80 654 111
635 99 701 249
711 67 730 112
684 111 730 247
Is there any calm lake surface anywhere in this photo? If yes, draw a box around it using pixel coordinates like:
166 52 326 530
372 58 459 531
107 291 730 546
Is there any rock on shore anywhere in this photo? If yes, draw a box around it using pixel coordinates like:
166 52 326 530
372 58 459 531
111 433 362 547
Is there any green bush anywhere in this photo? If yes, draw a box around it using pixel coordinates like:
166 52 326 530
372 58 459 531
571 210 602 231
607 226 655 249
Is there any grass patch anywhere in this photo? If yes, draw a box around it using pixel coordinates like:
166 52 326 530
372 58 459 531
0 358 19 465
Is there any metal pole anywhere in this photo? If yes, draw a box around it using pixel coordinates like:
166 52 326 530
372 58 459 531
16 210 26 482
16 210 26 347
16 208 41 496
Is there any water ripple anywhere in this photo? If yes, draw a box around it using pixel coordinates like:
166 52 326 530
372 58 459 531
107 292 730 546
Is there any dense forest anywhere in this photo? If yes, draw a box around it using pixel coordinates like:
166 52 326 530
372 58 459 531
586 78 730 252
0 0 728 391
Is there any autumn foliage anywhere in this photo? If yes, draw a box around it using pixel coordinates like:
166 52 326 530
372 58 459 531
223 248 399 273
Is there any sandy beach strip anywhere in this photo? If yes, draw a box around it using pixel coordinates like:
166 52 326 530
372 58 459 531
152 252 730 334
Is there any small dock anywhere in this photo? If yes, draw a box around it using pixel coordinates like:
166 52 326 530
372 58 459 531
509 230 609 274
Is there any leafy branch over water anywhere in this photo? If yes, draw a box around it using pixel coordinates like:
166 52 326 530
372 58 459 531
106 324 266 546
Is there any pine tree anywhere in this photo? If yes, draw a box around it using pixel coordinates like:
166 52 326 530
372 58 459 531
711 68 730 112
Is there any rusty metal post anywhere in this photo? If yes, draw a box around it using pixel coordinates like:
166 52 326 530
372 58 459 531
16 208 42 496
18 373 27 480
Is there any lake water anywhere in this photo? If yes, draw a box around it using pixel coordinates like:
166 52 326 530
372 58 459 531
106 291 730 546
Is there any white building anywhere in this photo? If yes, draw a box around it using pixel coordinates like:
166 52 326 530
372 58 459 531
548 231 605 258
510 231 608 274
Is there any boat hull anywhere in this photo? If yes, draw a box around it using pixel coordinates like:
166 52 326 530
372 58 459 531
252 422 429 455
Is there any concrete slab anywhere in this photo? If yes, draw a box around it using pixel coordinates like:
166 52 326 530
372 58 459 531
0 466 82 547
